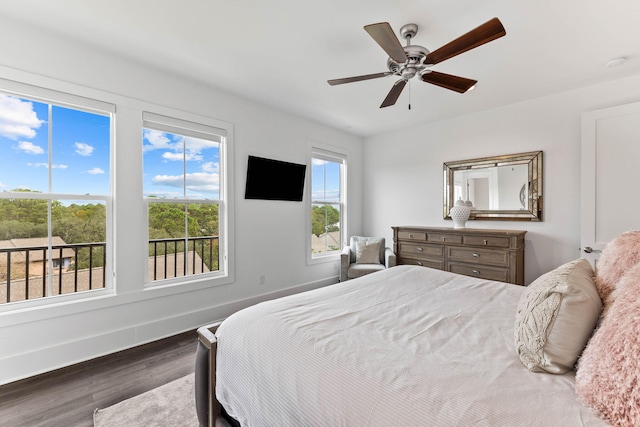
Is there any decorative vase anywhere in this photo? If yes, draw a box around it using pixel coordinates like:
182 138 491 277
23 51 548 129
450 198 472 228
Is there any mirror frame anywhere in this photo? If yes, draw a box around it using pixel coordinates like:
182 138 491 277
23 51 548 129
443 150 543 221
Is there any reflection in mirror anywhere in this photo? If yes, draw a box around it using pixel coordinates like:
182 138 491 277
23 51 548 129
444 151 542 221
453 164 528 210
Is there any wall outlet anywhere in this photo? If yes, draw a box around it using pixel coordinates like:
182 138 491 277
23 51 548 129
259 274 266 285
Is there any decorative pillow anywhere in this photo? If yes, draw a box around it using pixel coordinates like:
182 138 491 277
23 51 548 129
576 261 640 427
514 259 602 374
593 230 640 308
355 239 381 264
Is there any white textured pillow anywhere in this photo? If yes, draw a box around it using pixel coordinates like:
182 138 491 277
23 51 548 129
514 259 602 374
355 240 381 264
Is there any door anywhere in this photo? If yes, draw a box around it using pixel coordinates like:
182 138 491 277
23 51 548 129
581 101 640 267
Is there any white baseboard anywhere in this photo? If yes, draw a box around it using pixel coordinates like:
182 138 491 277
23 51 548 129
0 276 337 385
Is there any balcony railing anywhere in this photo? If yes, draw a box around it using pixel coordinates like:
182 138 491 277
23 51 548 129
0 236 219 304
148 236 219 281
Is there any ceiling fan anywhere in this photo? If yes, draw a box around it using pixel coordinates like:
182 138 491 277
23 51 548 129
328 18 506 108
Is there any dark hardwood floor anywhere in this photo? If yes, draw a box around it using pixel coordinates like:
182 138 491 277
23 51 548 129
0 330 198 427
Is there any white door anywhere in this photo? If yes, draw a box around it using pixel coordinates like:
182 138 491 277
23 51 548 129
581 101 640 267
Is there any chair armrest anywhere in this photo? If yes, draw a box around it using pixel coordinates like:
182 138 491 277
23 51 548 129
340 246 351 281
384 247 396 268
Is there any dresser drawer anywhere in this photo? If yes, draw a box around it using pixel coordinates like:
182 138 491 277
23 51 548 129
463 235 511 248
393 226 525 285
397 231 427 241
427 233 462 244
448 263 510 282
399 256 444 270
447 247 509 267
398 242 443 258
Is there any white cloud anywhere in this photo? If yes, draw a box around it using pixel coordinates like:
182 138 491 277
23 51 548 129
15 141 44 155
0 181 5 188
0 94 44 140
144 190 183 198
185 136 218 151
86 167 105 175
201 162 219 173
28 162 68 169
312 189 340 201
152 174 183 187
152 172 219 193
144 131 217 164
75 142 94 156
161 152 182 161
161 151 203 162
143 129 175 152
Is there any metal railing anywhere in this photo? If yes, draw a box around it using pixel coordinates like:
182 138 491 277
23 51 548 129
149 236 219 281
1 236 219 304
0 242 106 304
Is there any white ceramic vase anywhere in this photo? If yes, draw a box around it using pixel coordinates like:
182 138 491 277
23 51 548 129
450 198 472 228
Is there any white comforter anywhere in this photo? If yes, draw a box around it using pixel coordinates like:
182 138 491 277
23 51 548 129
215 265 608 426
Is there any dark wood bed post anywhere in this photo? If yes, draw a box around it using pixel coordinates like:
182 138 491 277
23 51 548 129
197 321 224 427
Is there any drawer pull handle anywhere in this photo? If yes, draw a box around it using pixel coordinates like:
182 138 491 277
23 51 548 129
409 234 414 239
441 237 446 242
416 261 423 266
472 253 480 257
472 269 480 274
483 239 488 245
417 247 423 252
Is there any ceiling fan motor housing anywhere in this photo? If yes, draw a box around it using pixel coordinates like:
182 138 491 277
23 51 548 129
387 44 432 80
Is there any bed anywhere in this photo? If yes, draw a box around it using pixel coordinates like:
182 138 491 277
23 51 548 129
196 237 640 427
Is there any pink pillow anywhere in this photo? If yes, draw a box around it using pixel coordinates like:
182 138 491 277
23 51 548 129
594 230 640 306
575 262 640 426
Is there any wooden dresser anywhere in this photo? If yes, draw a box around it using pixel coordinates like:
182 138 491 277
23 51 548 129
392 226 526 285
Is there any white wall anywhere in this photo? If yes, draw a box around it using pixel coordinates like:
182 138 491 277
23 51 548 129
363 74 640 285
0 21 363 384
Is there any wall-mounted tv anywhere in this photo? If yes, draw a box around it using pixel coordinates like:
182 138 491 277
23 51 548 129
244 155 306 201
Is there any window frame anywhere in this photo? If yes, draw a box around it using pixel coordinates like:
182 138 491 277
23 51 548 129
0 84 115 311
142 111 231 287
307 143 348 264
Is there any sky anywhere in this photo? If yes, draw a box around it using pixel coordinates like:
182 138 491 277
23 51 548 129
142 129 220 200
0 92 342 203
0 93 109 196
311 158 341 203
0 93 221 200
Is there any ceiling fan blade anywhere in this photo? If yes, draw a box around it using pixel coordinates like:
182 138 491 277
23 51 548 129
421 71 477 93
425 17 506 65
328 72 393 86
364 22 408 63
380 79 407 108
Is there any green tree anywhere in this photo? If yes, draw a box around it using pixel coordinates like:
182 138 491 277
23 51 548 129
311 205 340 237
147 202 219 272
0 194 221 275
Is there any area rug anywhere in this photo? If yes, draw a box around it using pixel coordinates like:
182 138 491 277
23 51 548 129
94 373 199 427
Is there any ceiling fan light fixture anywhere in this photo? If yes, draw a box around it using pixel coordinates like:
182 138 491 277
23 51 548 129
401 66 418 79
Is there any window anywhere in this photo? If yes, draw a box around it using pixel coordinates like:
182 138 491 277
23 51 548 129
310 148 346 258
0 91 113 305
142 112 226 284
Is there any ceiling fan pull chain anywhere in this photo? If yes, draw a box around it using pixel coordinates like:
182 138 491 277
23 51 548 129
408 80 411 110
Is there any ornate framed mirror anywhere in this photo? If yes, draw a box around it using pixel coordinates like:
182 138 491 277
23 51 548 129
443 151 543 221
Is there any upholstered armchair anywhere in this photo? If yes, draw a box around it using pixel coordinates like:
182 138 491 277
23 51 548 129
340 236 396 282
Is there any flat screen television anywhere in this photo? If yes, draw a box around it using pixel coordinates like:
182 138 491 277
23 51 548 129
244 155 306 201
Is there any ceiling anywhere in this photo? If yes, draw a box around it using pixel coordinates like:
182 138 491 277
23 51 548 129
1 0 639 137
